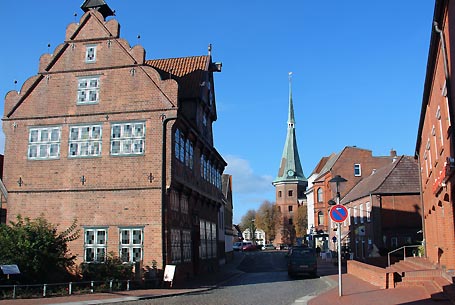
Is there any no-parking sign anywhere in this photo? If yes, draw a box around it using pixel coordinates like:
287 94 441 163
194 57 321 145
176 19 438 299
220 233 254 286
330 205 348 223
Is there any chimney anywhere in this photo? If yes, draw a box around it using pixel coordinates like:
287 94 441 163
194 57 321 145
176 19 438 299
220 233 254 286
390 149 397 157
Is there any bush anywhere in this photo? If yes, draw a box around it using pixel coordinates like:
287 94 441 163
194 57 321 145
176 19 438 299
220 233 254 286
79 252 133 281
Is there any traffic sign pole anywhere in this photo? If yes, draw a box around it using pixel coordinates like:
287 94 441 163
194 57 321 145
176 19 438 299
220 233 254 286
329 204 346 297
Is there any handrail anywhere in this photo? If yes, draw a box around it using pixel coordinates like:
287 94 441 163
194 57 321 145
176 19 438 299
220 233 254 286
387 245 421 267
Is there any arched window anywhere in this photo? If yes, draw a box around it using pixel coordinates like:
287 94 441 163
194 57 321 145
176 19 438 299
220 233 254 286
318 211 324 225
317 188 323 203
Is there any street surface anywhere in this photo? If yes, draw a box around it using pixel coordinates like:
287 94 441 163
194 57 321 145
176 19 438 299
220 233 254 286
110 251 336 305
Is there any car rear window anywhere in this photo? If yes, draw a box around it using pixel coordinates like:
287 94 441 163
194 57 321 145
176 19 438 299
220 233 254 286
291 248 315 257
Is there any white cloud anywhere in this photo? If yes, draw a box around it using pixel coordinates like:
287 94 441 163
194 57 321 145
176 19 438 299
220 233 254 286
224 155 273 194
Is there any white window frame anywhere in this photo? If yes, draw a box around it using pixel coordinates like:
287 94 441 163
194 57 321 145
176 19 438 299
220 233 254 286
360 204 364 223
69 124 102 157
119 227 143 263
110 122 145 156
354 164 362 177
77 76 100 104
437 106 444 146
366 201 371 222
85 44 97 63
84 228 107 262
182 230 192 263
353 206 358 224
171 229 182 264
28 126 61 160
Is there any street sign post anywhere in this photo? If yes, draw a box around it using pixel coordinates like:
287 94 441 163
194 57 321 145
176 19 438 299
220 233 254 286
329 204 347 297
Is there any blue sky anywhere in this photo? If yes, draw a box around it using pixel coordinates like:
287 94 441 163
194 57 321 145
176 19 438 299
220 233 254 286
0 1 435 224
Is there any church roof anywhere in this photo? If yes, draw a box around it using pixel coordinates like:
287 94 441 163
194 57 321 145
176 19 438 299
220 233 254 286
272 75 307 185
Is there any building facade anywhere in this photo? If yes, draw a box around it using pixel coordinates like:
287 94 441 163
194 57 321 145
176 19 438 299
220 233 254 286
339 156 422 260
311 147 395 251
2 0 227 280
416 0 455 272
272 76 307 246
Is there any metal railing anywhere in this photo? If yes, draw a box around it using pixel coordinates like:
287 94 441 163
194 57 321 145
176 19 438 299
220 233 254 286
387 245 421 267
0 278 159 300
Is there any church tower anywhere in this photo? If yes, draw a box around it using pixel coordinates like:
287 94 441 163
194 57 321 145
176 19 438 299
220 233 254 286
272 73 307 246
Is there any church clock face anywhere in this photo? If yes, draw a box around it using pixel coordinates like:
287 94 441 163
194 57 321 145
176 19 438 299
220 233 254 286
287 169 294 177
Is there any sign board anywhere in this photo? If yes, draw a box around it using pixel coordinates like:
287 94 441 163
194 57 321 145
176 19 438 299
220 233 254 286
163 265 176 287
0 265 20 275
330 205 348 223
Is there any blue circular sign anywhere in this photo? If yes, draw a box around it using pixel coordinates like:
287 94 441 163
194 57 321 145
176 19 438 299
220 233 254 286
330 205 348 223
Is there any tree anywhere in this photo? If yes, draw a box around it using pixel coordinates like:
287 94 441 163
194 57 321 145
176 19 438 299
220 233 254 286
294 204 308 238
255 200 280 243
0 215 80 283
239 209 256 232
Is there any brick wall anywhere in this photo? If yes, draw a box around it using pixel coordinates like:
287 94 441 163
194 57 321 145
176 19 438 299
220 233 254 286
348 260 391 289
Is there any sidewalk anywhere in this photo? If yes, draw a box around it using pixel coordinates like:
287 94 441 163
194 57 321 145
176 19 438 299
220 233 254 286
308 257 453 305
0 253 245 305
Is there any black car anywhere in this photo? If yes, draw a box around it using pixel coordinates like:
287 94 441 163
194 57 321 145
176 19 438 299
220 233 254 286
287 246 317 277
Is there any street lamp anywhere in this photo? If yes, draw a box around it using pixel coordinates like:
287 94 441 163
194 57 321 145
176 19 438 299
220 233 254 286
328 174 347 297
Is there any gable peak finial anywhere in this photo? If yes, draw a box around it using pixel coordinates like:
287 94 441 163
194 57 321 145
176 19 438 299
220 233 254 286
81 0 115 19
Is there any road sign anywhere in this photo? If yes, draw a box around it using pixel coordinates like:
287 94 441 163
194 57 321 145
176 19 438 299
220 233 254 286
330 205 348 223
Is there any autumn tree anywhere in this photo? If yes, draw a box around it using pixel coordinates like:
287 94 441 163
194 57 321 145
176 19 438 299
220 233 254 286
294 204 308 238
239 209 256 232
255 200 280 243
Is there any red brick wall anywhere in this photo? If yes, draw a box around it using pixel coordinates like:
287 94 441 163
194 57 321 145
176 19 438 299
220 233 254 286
347 260 390 289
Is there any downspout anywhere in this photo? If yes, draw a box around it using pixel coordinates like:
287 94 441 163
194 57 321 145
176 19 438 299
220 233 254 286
161 114 177 270
415 152 427 257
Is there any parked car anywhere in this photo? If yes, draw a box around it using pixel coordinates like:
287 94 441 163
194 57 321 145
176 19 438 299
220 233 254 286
242 242 257 251
262 244 275 250
233 242 243 251
287 246 317 277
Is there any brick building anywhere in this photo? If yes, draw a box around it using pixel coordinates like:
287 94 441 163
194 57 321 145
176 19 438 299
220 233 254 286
311 146 394 251
339 156 421 260
416 0 455 272
2 0 227 279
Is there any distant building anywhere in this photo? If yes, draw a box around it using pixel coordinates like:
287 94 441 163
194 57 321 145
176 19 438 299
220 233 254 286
311 147 395 251
242 228 266 246
272 75 307 246
340 156 422 260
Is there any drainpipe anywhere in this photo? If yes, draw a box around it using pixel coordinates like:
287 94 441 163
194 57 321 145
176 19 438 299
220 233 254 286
161 114 177 270
415 152 427 257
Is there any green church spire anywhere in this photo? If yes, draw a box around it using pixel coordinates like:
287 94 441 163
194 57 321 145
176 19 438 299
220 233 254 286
272 73 307 185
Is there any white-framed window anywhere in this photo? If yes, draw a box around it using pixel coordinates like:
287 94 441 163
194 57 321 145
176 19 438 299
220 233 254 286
199 220 217 259
353 206 358 224
28 126 61 160
69 124 102 157
111 122 145 155
317 188 323 202
432 126 438 160
366 201 371 222
85 45 97 63
119 227 143 263
78 76 100 104
426 139 432 170
437 106 444 146
360 204 364 223
171 229 182 264
84 228 107 262
317 211 324 226
182 230 192 263
354 164 362 176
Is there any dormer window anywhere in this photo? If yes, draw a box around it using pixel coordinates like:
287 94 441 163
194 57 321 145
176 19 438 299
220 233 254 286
85 45 97 63
354 164 361 176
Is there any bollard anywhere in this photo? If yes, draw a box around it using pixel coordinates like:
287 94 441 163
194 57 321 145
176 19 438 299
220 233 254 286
127 280 130 291
13 285 16 299
91 281 94 293
109 280 113 292
69 282 72 295
43 284 47 297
